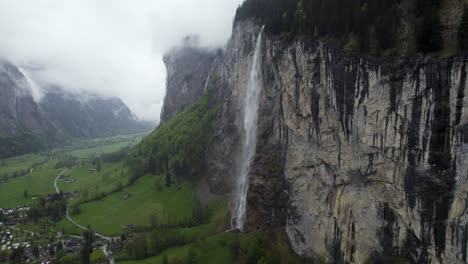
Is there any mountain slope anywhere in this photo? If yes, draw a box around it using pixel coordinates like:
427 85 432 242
0 61 152 158
0 61 54 158
40 89 151 139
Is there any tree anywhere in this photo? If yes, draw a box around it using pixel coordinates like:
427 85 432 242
80 245 91 264
148 154 158 175
186 247 197 264
165 171 171 187
416 8 443 53
162 253 169 264
71 204 81 215
56 241 63 252
32 245 39 258
81 229 93 264
96 159 102 172
459 5 468 50
48 246 55 256
165 157 171 187
9 246 25 264
192 199 207 225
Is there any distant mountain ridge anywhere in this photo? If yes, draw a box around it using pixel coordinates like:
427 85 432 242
40 89 150 139
0 60 152 158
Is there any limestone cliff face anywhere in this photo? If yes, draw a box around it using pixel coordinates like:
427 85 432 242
162 21 468 263
160 44 218 124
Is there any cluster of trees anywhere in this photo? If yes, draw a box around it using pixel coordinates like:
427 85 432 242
415 0 443 53
28 195 67 221
123 230 188 260
54 155 77 169
127 96 217 186
1 157 48 183
0 133 46 159
235 0 402 54
100 147 130 162
1 169 29 183
234 0 467 54
459 5 468 50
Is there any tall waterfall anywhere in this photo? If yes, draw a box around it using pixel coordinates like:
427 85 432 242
231 26 264 231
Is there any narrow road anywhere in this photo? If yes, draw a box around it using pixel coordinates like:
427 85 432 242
54 168 115 264
54 169 67 194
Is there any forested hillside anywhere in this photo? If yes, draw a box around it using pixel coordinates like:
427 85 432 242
235 0 468 55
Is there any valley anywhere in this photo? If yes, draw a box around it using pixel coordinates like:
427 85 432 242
1 0 467 263
0 129 303 264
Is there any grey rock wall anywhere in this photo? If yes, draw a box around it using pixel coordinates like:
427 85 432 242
163 21 468 263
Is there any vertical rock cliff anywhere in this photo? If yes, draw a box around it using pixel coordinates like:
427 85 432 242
162 21 468 263
160 41 218 124
0 61 54 157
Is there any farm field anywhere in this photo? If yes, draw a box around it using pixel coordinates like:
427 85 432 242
55 174 193 236
0 132 146 209
57 162 128 203
0 160 62 208
0 153 48 177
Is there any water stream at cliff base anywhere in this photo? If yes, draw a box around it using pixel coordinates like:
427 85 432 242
231 26 264 231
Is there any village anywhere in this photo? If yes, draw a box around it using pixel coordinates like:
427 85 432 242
0 185 120 263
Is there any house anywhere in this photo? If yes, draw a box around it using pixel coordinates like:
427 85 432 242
46 193 61 202
123 224 135 232
91 240 104 250
6 217 21 226
108 242 122 255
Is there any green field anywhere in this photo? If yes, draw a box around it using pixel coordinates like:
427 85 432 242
0 133 147 209
57 133 146 159
117 233 235 264
0 153 48 177
57 162 128 202
56 174 193 236
0 160 63 208
117 230 307 264
66 141 134 159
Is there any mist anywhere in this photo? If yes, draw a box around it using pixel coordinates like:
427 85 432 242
0 0 243 121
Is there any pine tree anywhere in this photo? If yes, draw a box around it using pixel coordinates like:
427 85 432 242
165 157 171 187
165 170 171 187
459 5 468 50
417 8 443 53
32 246 39 258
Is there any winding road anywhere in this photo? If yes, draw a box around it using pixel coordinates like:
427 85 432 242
54 168 115 264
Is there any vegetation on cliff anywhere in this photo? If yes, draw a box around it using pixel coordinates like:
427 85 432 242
127 96 217 185
459 5 468 50
234 0 465 55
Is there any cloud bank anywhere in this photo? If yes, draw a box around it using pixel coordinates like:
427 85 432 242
0 0 243 121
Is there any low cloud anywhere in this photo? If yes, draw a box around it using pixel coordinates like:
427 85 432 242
0 0 243 121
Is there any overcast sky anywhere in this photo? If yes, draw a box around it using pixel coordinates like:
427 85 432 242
0 0 243 122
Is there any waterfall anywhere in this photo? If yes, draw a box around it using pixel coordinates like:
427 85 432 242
231 26 265 231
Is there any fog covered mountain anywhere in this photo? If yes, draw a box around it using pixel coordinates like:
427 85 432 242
0 60 152 158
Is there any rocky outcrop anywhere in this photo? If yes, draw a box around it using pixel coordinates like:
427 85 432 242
162 21 468 263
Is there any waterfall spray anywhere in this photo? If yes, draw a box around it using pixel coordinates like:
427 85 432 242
231 26 265 231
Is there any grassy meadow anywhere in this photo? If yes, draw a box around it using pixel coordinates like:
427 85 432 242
55 174 193 236
0 160 63 208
